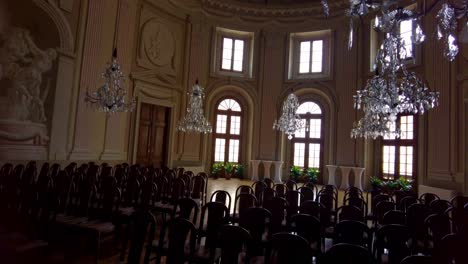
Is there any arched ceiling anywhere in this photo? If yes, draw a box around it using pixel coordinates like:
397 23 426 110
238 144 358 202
233 0 316 5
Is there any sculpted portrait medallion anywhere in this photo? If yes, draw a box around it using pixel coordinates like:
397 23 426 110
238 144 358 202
142 19 175 67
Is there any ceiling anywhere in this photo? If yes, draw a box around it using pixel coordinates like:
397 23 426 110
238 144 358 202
233 0 314 5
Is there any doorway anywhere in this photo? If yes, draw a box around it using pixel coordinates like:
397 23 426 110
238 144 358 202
136 103 170 167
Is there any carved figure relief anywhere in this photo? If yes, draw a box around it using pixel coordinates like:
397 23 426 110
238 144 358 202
141 19 175 67
0 27 57 123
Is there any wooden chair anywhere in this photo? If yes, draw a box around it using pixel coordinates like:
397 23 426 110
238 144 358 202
239 207 271 256
153 217 196 264
266 233 312 264
217 225 252 264
324 243 372 264
374 224 411 264
210 190 232 213
334 220 372 250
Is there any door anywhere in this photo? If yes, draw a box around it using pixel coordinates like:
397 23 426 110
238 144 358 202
136 103 169 167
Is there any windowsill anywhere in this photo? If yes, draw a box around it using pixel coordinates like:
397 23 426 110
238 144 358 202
210 70 256 81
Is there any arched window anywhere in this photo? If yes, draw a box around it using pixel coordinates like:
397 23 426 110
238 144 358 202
381 115 417 181
291 101 323 170
213 99 242 164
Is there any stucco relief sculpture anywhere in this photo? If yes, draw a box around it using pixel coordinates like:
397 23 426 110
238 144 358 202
0 27 57 123
0 27 57 159
141 19 175 68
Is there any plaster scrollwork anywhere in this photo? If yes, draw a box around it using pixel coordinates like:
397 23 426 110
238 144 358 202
0 27 57 124
141 19 176 68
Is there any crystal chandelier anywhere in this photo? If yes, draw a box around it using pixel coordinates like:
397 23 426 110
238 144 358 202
351 8 439 139
85 49 135 114
177 80 212 134
346 0 467 62
273 92 305 140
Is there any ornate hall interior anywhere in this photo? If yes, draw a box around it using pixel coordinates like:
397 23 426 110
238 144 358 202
0 0 467 263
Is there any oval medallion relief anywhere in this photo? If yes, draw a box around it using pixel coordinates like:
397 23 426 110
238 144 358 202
141 19 175 67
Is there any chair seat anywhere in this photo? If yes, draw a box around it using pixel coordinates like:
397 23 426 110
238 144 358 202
118 206 135 216
0 232 48 253
192 245 221 263
153 202 174 213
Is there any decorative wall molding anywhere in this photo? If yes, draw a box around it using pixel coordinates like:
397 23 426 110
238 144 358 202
32 0 74 53
169 0 348 20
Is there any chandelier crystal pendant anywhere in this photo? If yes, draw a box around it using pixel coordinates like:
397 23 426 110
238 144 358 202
345 0 467 62
85 49 135 114
177 80 212 134
351 8 439 139
273 92 305 140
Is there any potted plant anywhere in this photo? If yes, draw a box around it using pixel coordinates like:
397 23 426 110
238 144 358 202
211 162 224 179
235 164 244 178
290 165 302 181
306 167 319 184
383 180 399 194
396 176 412 191
369 176 382 191
224 162 234 180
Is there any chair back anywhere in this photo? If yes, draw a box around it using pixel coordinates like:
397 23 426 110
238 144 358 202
218 225 252 264
267 233 312 264
122 210 157 264
233 193 257 220
383 210 406 225
173 198 199 225
337 205 364 222
210 190 232 212
289 214 321 251
334 220 371 248
375 224 411 264
324 243 372 264
298 186 314 202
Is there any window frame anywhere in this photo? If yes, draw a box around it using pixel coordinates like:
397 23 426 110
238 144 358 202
212 98 243 165
220 37 246 73
380 115 418 181
288 30 333 80
290 101 325 171
213 27 254 79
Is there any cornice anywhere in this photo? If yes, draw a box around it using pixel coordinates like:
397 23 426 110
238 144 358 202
168 0 349 20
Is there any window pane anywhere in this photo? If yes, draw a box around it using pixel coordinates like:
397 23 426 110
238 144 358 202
222 59 232 70
384 121 397 140
400 115 414 140
400 20 413 59
228 139 240 163
230 116 241 135
297 102 322 114
399 146 413 177
294 119 306 138
216 114 227 134
308 143 321 168
299 41 311 73
233 40 244 71
382 145 396 176
293 143 306 167
222 38 233 70
214 138 226 162
311 40 323 73
299 63 310 74
309 119 322 138
218 99 242 112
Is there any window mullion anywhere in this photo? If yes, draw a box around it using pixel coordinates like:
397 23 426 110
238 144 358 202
309 41 313 74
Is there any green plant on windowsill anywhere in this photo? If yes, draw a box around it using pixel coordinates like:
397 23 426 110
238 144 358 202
306 167 319 183
211 162 224 178
396 176 412 191
369 176 383 190
235 164 244 178
224 162 235 180
290 165 302 181
383 180 399 193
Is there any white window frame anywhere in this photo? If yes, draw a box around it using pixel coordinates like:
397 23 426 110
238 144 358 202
213 27 254 79
288 30 333 80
